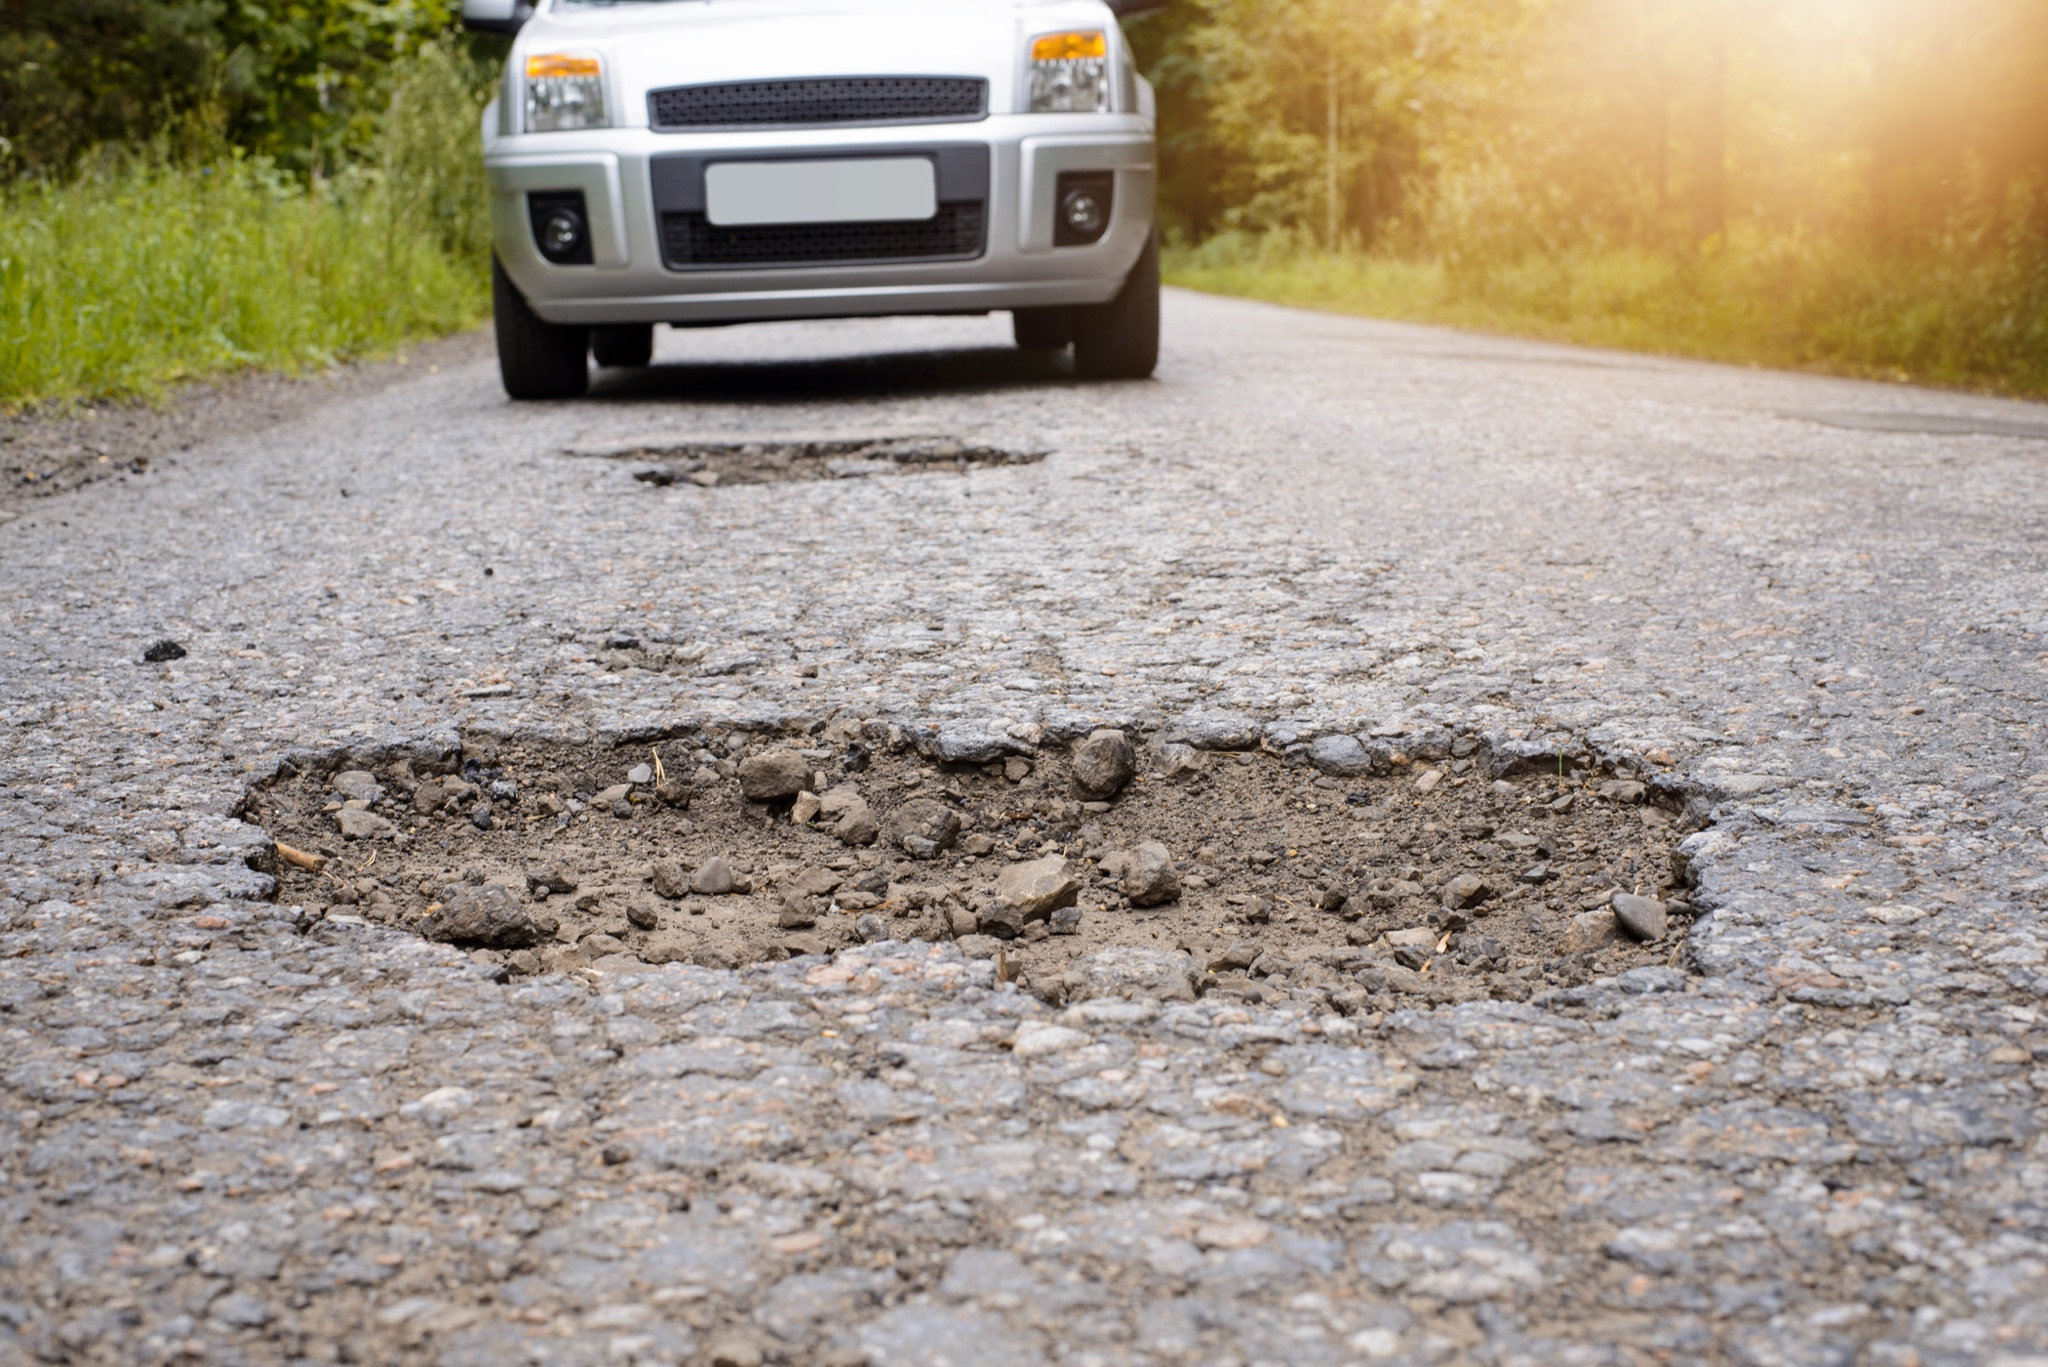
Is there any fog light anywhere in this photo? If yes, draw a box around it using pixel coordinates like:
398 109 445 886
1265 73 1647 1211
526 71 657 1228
1052 171 1113 246
541 208 584 257
527 191 594 265
1061 189 1106 238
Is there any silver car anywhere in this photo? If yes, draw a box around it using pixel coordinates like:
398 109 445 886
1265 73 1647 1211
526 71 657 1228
461 0 1161 398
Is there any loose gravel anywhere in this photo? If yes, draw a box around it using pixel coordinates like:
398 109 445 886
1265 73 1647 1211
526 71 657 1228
254 730 1687 1005
2 300 2046 1366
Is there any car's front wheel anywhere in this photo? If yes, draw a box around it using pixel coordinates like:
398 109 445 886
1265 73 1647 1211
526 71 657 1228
492 257 589 400
1072 232 1159 380
592 324 654 369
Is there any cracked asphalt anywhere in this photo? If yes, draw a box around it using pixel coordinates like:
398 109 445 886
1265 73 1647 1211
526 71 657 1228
4 291 2048 1366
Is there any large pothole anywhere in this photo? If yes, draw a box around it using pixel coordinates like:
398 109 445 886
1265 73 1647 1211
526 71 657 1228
564 434 1045 488
252 728 1696 1012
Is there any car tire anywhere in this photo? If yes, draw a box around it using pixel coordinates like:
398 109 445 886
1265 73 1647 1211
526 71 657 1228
493 256 589 400
591 324 654 368
1012 307 1073 350
1072 232 1159 380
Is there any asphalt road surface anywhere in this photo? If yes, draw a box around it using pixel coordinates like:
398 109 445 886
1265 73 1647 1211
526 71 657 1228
4 291 2048 1366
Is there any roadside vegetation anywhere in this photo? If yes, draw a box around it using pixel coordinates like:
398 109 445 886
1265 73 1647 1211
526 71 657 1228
1135 0 2048 398
1 7 495 406
1165 230 2048 395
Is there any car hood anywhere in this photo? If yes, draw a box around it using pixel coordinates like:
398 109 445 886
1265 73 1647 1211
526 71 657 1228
519 0 1114 112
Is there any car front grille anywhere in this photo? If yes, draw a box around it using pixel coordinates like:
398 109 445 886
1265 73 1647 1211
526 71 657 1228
659 202 986 270
648 77 988 130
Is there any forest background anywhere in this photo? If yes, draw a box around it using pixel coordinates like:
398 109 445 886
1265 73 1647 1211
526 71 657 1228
4 0 2046 403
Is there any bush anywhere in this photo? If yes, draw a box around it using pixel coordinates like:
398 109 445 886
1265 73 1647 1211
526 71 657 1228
0 0 484 178
0 41 492 406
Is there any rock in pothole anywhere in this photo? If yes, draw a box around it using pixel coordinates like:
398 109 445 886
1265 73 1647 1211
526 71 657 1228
417 885 553 949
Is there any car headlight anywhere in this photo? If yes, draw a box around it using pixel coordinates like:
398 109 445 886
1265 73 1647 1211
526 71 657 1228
1029 31 1110 113
525 54 607 132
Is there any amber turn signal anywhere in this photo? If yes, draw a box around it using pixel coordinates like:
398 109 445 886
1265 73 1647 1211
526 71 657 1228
527 54 601 78
1031 30 1106 61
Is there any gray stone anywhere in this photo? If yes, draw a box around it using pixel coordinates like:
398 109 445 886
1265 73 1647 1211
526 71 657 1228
1561 908 1626 954
994 855 1080 918
691 856 737 895
528 864 578 895
332 770 383 803
418 885 551 949
627 763 653 785
1210 941 1260 972
784 866 843 901
854 913 887 942
650 858 688 900
1308 733 1373 777
1113 840 1180 905
626 897 660 931
977 902 1029 938
885 798 960 858
335 808 396 840
1071 729 1137 799
818 787 879 845
1611 893 1670 941
738 749 812 801
1442 873 1490 908
954 933 1002 959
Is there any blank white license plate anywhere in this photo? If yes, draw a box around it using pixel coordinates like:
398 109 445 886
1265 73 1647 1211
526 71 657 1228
704 158 937 227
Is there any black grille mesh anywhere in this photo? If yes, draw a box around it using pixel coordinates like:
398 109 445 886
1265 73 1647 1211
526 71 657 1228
660 202 985 269
648 77 987 130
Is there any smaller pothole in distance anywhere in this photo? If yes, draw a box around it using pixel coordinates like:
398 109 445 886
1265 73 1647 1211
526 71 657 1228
565 435 1045 488
255 729 1700 1014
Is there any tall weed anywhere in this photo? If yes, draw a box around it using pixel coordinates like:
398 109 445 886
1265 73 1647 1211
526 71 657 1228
0 42 490 406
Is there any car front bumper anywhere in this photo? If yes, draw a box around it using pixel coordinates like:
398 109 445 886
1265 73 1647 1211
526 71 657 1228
484 112 1155 327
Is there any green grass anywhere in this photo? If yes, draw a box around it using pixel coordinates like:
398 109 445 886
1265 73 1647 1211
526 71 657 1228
1165 235 2048 397
0 156 488 406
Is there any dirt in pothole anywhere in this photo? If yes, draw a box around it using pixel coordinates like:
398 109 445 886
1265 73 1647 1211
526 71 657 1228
564 434 1045 488
252 727 1695 1012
